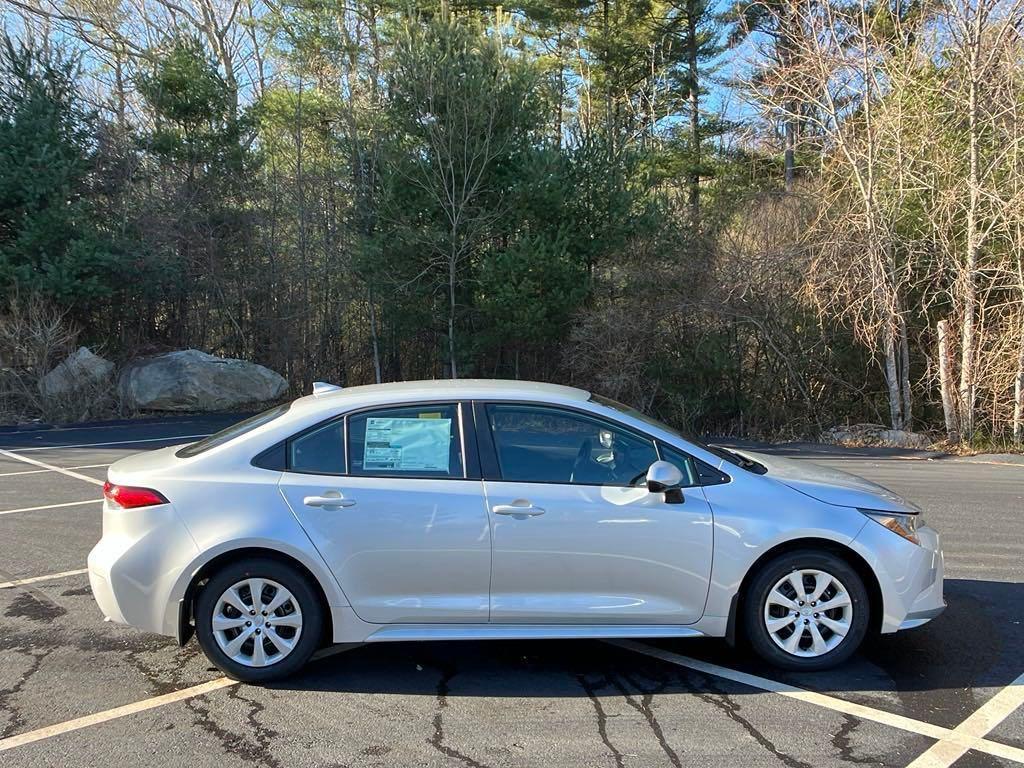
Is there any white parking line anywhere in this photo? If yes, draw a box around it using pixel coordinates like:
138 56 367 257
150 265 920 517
610 640 1024 764
0 463 109 478
907 671 1024 768
7 434 210 452
0 499 102 516
0 677 236 752
0 568 89 589
0 448 104 486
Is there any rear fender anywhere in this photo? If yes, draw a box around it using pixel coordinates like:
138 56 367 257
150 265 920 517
161 537 349 637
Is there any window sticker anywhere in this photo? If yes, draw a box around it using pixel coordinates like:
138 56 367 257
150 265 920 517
364 417 452 471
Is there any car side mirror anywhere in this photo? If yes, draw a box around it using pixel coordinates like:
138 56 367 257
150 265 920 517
646 461 685 504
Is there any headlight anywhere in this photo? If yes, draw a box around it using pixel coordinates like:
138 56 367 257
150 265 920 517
860 509 922 545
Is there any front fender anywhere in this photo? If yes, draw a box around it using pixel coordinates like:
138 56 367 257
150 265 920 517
700 478 870 622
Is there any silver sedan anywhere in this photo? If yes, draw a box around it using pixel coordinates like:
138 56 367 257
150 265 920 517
88 380 945 683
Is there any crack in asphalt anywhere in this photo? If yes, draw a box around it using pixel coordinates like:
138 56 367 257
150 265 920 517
231 686 282 758
185 688 283 768
422 658 491 768
121 642 194 697
606 672 683 768
831 713 882 765
0 646 52 739
693 672 814 768
575 673 626 768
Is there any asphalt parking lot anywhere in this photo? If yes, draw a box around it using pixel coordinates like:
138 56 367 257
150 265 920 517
0 416 1021 767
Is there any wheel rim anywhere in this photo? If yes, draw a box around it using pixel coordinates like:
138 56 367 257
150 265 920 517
212 578 303 668
763 569 853 658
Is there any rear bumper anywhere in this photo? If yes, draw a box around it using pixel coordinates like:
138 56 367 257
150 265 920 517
87 563 124 625
899 603 946 630
87 500 199 637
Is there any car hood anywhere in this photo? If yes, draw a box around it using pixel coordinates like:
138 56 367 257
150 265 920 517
730 449 920 514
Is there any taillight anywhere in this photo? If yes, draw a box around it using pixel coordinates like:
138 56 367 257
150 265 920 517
103 481 169 509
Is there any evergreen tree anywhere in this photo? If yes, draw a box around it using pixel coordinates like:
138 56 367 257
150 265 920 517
0 37 120 304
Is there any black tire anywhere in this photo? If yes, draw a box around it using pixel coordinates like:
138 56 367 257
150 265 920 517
195 557 323 683
743 550 870 671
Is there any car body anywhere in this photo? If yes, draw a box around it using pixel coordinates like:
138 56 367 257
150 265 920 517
88 379 945 681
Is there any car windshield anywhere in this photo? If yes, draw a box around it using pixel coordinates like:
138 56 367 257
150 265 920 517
589 394 767 474
175 403 291 458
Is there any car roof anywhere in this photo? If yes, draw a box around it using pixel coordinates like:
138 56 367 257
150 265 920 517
289 379 591 416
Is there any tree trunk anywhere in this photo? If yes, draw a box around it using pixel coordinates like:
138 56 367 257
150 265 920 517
556 29 564 146
113 46 127 132
784 112 796 190
1013 319 1024 444
603 0 613 149
686 0 700 219
937 319 959 442
368 288 382 385
883 328 903 430
898 314 912 429
448 255 458 379
958 9 983 441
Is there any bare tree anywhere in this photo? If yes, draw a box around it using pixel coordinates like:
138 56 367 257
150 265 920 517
747 0 919 429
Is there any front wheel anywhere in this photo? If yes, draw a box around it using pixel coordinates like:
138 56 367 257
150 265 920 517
743 550 870 671
195 558 324 683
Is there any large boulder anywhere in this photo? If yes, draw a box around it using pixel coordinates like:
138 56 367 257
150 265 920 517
40 347 115 399
119 349 288 412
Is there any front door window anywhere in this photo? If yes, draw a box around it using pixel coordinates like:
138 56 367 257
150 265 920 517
485 404 657 486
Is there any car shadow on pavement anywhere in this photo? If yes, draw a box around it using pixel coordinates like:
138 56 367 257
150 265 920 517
273 578 1021 720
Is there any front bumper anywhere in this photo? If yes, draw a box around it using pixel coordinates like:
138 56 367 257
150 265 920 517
854 520 945 633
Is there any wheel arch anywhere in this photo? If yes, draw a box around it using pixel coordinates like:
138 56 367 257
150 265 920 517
725 537 883 646
180 546 335 647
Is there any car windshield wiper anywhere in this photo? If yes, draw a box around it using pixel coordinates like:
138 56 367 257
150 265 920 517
709 445 767 474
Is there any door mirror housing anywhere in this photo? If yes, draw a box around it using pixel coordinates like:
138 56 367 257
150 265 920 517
646 461 685 504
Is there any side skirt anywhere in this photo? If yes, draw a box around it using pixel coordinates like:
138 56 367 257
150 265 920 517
364 624 705 643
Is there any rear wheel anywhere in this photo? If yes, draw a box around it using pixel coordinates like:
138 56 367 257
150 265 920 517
743 550 870 671
195 558 323 683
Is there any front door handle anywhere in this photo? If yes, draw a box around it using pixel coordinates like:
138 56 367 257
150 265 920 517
493 503 546 517
304 492 356 509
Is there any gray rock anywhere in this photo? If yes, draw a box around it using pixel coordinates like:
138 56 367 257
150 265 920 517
823 423 932 449
39 347 115 398
875 429 933 449
119 349 288 411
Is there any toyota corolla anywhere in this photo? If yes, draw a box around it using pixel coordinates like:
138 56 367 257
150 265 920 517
87 380 945 682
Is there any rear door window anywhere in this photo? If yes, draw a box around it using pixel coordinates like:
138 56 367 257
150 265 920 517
347 403 464 478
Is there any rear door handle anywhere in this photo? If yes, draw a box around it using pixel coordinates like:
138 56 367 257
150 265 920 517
492 504 545 517
304 493 356 509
